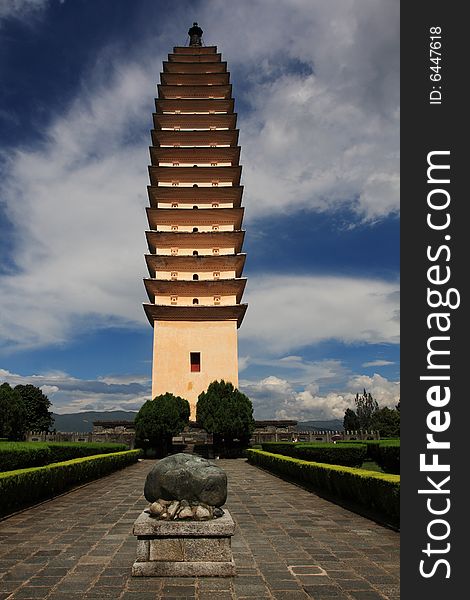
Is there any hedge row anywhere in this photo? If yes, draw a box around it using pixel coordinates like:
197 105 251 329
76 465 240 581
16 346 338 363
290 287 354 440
0 450 141 518
260 442 367 467
375 441 400 474
339 440 400 473
0 442 128 472
247 449 399 528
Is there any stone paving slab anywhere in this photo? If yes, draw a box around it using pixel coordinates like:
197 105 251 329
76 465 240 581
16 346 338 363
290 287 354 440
0 459 399 599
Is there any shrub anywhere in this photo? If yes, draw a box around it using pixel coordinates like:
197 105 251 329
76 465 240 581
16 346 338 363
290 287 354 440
0 442 128 472
0 450 141 518
0 383 27 441
338 439 382 460
196 380 254 457
134 393 190 457
294 443 366 467
247 449 399 528
261 442 367 467
376 442 400 474
46 442 128 464
14 384 54 433
260 442 296 456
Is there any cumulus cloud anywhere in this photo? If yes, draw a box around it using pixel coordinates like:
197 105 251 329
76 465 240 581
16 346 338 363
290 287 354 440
0 1 399 353
198 0 399 221
240 371 399 421
241 275 399 354
0 368 151 413
0 58 155 351
346 373 400 406
1 361 399 420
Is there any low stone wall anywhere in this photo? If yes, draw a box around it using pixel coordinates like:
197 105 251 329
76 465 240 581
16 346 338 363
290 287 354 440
26 431 135 448
251 430 380 444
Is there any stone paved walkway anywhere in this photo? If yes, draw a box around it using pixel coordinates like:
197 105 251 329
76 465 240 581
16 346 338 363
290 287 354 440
0 459 399 600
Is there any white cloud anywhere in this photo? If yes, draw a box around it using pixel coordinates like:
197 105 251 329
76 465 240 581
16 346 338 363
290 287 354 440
1 363 399 420
0 368 151 413
197 0 399 221
40 384 59 395
362 359 395 367
0 59 155 351
241 275 399 354
0 1 399 352
346 373 400 406
240 371 399 421
0 0 49 23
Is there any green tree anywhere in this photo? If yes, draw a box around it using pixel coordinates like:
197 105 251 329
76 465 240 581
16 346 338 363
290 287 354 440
355 389 379 430
134 393 190 457
0 383 27 440
196 380 255 456
370 407 400 438
343 408 360 431
14 384 54 432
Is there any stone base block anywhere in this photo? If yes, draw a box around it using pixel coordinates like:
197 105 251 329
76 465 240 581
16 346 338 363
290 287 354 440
132 559 236 577
132 509 236 577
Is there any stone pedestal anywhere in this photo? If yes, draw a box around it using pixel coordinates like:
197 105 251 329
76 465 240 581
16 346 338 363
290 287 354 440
132 509 236 577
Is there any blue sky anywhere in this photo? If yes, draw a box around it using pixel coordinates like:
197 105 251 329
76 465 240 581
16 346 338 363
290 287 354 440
0 0 399 420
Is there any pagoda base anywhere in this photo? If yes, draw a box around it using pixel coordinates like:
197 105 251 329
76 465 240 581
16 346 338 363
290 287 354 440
132 509 236 577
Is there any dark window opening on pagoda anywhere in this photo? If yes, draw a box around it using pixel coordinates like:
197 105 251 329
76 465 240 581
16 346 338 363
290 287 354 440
193 184 198 188
193 274 199 280
192 298 199 304
193 250 198 256
193 205 199 209
193 227 199 232
190 352 201 372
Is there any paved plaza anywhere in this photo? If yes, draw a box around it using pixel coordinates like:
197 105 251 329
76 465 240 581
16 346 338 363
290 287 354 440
0 459 399 600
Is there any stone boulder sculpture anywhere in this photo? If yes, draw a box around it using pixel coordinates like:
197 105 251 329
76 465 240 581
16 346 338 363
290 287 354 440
133 452 235 575
144 453 227 520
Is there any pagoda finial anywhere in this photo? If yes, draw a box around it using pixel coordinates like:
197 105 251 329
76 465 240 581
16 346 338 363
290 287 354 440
188 22 203 46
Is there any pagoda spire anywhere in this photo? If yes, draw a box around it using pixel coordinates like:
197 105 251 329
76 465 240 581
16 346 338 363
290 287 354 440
143 37 247 418
188 22 203 47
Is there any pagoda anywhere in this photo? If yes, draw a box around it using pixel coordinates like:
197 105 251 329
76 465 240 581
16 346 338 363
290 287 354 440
143 26 247 418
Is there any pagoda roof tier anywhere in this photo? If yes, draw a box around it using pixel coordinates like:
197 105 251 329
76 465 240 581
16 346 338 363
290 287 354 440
173 46 217 54
155 98 234 114
168 53 222 63
160 72 229 86
146 230 245 253
157 84 231 100
144 278 247 304
143 303 248 328
163 61 227 74
152 129 239 147
146 207 244 230
153 113 237 131
148 165 241 186
145 253 246 278
150 146 240 166
147 185 243 208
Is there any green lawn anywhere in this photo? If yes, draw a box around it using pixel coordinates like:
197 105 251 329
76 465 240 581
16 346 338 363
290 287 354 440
361 460 384 473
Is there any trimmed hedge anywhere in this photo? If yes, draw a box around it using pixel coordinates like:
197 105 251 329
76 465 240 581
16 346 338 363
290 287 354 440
247 449 399 528
376 441 400 474
339 439 400 467
0 442 128 472
260 442 367 467
0 450 141 518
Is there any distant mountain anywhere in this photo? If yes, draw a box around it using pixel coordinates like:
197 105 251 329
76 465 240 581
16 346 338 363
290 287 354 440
51 410 138 432
50 412 344 433
297 419 344 432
